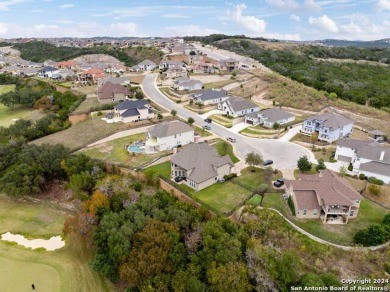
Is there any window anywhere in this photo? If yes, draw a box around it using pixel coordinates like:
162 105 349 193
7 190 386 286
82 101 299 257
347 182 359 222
349 211 355 217
356 200 360 204
313 209 318 216
303 209 307 216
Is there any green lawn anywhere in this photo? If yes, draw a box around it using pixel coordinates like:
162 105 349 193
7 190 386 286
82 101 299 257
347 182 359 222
32 117 130 151
260 191 389 245
234 167 281 190
213 140 240 163
247 194 262 205
0 194 110 292
81 134 169 167
0 85 45 127
145 161 171 178
72 96 102 114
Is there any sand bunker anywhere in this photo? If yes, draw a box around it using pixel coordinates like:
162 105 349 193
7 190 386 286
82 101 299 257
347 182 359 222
1 232 65 251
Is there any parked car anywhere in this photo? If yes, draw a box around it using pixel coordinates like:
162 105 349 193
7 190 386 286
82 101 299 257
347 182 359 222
227 137 236 143
174 176 184 183
262 160 274 166
204 118 212 123
273 178 285 188
203 125 211 130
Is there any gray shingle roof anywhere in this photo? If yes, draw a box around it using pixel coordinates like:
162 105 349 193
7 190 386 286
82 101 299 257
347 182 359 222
359 161 390 177
138 59 156 66
121 108 140 117
294 190 320 210
369 129 385 136
227 96 258 112
148 121 194 138
356 146 390 163
258 108 295 123
114 99 149 110
336 139 375 149
306 113 353 130
171 143 233 183
39 66 58 72
191 89 227 101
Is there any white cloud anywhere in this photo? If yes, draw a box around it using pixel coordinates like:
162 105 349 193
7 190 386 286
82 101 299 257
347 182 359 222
60 4 75 9
0 22 140 38
289 14 300 22
266 0 321 12
227 4 266 34
308 14 339 32
0 0 32 11
340 21 363 34
161 14 191 19
375 0 390 11
163 25 218 37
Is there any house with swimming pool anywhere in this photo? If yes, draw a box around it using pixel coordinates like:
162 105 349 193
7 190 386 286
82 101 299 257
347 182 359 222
145 121 194 154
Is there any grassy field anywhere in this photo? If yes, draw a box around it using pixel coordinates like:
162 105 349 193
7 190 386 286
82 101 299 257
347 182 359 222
311 146 336 162
0 85 45 127
203 79 235 90
209 114 233 128
0 194 110 292
145 161 171 178
72 96 101 114
32 117 130 151
73 85 97 95
80 133 170 167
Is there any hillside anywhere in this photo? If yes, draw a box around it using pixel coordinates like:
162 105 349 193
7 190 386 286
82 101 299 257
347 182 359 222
213 39 390 111
12 41 163 66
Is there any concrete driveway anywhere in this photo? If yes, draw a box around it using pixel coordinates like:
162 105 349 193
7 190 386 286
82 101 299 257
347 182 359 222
230 122 250 133
278 124 302 142
142 74 315 170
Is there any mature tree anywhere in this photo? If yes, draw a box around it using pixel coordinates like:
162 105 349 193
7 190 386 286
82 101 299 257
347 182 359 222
315 158 326 172
207 262 252 292
171 109 177 117
157 113 163 120
119 219 182 287
300 273 325 288
187 117 195 126
272 122 280 129
297 156 312 172
219 141 229 156
172 270 206 292
383 213 390 225
83 190 110 215
354 224 390 246
245 152 263 168
135 90 144 100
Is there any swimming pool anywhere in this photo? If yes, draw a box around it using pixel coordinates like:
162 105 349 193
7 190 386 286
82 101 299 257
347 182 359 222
127 145 145 153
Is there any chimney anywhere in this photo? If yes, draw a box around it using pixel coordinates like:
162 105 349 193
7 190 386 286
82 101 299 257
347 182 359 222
380 150 385 161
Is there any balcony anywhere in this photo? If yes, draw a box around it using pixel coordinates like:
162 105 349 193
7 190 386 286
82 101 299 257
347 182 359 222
327 207 349 214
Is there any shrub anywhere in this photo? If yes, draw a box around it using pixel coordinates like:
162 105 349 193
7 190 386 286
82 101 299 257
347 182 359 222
382 213 390 225
223 173 237 181
347 163 353 171
359 173 366 180
386 262 390 274
133 182 142 192
368 184 381 196
354 224 390 246
368 177 384 185
288 196 295 216
97 111 103 116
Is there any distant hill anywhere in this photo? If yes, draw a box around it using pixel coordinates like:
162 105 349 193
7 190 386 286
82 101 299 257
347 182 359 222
316 39 390 48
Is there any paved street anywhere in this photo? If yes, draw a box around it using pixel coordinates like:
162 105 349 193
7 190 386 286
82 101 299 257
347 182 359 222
142 74 315 170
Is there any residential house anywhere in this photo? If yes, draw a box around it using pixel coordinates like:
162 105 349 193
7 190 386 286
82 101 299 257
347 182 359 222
105 64 127 74
79 68 106 84
56 61 76 69
97 76 131 87
145 121 194 153
43 60 57 67
20 68 38 77
37 66 60 78
170 143 234 191
159 60 185 70
218 58 239 71
97 81 129 104
189 89 229 106
368 130 385 142
113 100 154 123
285 169 363 224
218 96 259 117
131 59 157 72
172 78 203 91
335 139 390 184
166 65 188 79
171 43 196 55
301 113 353 143
245 107 295 127
192 62 216 74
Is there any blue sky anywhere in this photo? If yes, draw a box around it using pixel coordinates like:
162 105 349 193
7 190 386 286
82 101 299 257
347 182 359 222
0 0 389 40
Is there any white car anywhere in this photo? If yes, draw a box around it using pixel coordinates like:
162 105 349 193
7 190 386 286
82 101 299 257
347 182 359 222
227 137 236 143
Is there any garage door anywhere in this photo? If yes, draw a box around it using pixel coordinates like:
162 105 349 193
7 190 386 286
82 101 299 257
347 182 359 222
337 155 352 163
246 119 254 125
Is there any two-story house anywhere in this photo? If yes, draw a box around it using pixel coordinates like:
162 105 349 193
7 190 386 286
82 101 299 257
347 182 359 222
170 143 234 191
131 59 157 72
37 66 60 78
97 81 129 104
285 169 363 224
218 58 239 71
301 113 353 143
245 107 295 127
145 121 194 153
218 96 259 117
113 100 154 123
335 139 390 184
